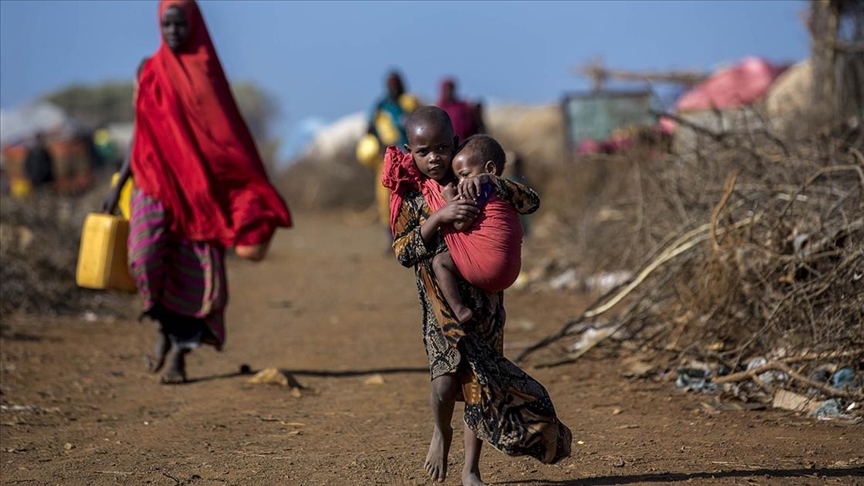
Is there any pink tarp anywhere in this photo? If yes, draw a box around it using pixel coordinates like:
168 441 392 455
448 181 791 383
675 57 786 113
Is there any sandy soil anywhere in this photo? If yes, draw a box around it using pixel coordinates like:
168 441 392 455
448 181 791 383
1 213 862 485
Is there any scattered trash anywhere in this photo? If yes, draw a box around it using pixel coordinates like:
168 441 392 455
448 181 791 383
568 325 622 352
549 269 579 290
831 368 857 389
583 271 632 294
676 368 717 393
811 399 848 419
746 357 788 384
772 390 820 413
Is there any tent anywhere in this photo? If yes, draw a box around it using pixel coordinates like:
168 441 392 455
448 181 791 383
674 57 787 113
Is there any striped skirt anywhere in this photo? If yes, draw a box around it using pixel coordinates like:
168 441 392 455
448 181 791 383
127 189 227 350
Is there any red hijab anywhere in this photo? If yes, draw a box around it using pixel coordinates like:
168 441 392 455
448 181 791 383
436 78 479 142
132 0 291 246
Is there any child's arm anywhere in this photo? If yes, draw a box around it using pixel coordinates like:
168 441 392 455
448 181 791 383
392 192 478 268
422 198 479 241
458 174 540 215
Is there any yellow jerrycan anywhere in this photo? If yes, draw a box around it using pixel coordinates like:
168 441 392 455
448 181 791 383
76 213 137 292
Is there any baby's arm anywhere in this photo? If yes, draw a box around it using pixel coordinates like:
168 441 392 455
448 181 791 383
492 176 540 215
442 183 477 232
392 192 479 267
458 174 540 215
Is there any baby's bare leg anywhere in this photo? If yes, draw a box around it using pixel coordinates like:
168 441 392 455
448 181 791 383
462 425 486 486
432 252 474 324
426 373 458 482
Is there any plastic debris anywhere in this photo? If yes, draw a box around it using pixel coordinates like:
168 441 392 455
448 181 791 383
811 399 846 419
831 368 857 389
746 357 788 384
676 367 717 393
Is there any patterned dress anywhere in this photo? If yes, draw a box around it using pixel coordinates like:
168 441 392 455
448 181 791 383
128 188 227 350
392 178 572 464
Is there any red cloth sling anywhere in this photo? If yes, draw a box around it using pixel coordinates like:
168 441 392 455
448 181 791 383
132 0 291 247
383 147 522 292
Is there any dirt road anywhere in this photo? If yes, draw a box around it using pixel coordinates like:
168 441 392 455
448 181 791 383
1 213 862 485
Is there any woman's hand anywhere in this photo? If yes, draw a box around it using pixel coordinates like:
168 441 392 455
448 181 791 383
458 173 497 200
100 187 121 215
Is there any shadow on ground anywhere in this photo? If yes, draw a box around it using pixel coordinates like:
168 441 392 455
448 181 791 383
495 466 864 485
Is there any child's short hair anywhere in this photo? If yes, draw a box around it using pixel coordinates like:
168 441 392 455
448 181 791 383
458 134 506 175
405 106 453 137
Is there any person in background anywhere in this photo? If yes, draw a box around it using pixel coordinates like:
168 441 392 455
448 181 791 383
111 0 292 384
24 132 54 191
435 77 485 142
363 70 419 238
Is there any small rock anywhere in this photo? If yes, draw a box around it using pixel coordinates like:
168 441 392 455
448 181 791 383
249 368 301 388
363 374 385 386
63 443 74 450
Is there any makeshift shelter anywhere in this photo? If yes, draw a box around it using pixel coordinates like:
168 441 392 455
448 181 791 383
670 57 787 153
674 57 786 113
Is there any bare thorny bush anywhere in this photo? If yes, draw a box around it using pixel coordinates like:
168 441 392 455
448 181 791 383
519 119 863 398
0 184 134 320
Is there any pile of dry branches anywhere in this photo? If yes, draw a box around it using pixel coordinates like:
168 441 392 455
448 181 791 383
0 188 134 318
519 117 863 398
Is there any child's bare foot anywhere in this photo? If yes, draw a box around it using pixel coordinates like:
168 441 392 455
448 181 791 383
453 306 473 325
160 349 189 384
146 332 171 373
424 425 453 482
461 467 486 486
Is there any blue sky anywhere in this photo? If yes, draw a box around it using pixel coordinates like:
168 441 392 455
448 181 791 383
1 1 810 160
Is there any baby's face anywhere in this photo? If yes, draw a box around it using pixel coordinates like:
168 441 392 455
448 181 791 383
451 149 487 182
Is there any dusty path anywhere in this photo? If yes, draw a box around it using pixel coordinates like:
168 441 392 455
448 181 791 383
1 213 862 485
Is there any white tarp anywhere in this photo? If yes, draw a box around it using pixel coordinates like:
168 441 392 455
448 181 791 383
0 102 82 147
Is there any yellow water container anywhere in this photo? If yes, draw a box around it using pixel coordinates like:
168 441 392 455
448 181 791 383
110 172 134 220
355 134 381 170
76 213 137 292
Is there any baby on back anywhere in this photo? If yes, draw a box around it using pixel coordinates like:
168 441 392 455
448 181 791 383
429 134 524 323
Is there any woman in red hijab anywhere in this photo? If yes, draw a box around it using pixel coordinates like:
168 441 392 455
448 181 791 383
436 77 484 142
123 0 291 383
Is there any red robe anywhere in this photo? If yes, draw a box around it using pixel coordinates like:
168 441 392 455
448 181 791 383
132 0 291 247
